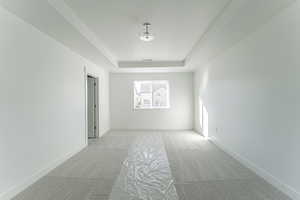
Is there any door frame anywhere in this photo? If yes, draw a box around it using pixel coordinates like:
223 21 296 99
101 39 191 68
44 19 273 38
84 67 100 144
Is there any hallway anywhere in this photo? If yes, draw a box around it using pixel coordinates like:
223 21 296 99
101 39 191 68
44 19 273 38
13 131 290 200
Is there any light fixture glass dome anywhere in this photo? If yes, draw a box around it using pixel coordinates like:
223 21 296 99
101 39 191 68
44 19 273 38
140 33 154 42
140 22 154 42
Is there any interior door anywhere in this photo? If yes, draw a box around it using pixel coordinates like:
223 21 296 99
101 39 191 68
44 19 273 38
87 76 97 138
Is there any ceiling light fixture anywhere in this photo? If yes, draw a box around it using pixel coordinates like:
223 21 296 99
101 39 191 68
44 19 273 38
140 22 154 42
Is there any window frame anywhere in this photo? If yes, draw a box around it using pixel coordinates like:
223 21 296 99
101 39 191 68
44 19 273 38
133 80 170 110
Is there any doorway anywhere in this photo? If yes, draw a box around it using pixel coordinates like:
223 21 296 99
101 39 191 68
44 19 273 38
87 75 99 139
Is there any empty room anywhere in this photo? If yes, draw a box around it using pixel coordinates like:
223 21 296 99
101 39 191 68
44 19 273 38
0 0 299 199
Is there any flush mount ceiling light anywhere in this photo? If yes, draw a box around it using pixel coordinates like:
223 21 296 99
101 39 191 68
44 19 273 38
140 22 154 42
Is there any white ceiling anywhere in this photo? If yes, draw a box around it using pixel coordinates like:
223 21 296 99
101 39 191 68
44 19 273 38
0 0 296 72
0 0 114 69
64 0 229 62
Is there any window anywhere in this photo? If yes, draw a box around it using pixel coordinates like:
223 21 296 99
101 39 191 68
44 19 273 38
134 80 170 109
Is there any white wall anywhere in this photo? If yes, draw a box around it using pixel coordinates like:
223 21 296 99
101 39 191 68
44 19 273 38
0 6 110 199
110 73 194 130
194 1 300 199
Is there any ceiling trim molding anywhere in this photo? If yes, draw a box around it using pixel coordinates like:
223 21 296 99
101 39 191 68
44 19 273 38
113 67 193 73
118 60 185 68
48 0 117 67
184 0 296 71
185 0 233 69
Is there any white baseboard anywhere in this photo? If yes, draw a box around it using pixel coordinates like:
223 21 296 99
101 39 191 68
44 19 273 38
210 136 300 200
0 144 87 200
